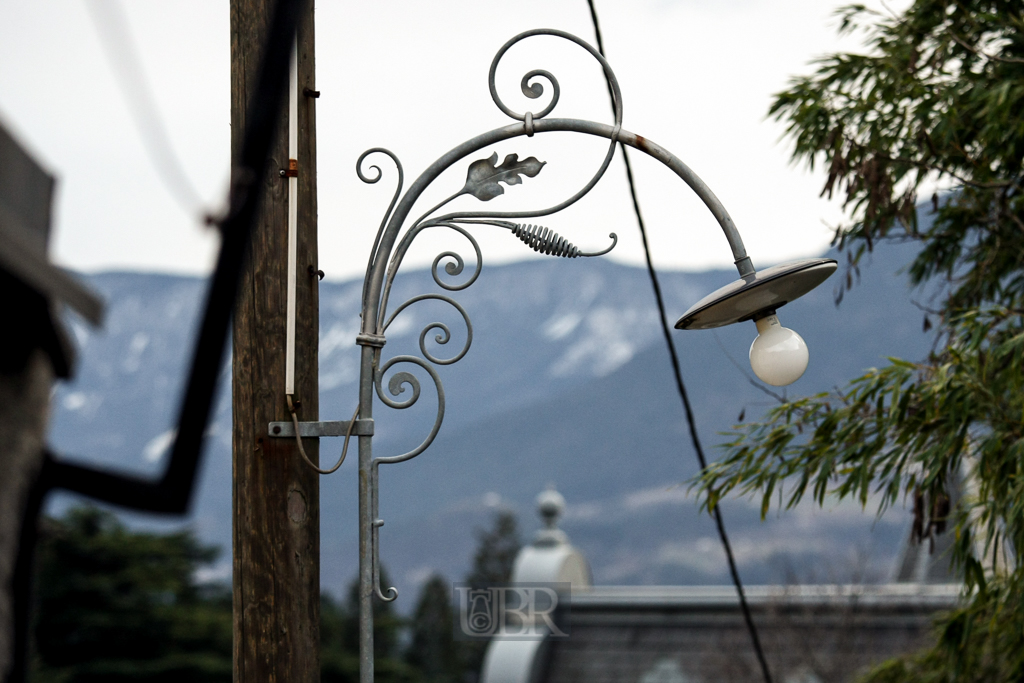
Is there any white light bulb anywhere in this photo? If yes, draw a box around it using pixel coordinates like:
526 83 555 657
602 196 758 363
749 313 808 386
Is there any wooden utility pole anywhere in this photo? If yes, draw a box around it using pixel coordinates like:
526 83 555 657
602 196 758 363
230 2 320 681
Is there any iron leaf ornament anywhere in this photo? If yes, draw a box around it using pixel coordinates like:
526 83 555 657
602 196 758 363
461 152 545 201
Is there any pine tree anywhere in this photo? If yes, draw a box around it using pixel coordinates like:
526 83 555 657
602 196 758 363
332 566 414 683
319 592 358 683
465 511 521 590
405 574 461 683
32 506 232 683
461 510 521 681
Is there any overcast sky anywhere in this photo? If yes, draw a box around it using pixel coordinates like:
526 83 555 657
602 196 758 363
0 1 882 282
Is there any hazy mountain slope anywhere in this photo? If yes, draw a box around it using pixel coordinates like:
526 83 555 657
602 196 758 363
46 240 935 602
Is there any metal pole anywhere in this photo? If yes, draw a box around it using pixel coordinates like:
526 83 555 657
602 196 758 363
357 343 376 683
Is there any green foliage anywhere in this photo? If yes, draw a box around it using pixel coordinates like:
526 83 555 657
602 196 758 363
771 0 1024 306
465 510 521 589
404 575 462 683
461 510 521 679
320 567 417 683
319 592 359 683
30 508 521 683
694 1 1024 680
31 507 232 683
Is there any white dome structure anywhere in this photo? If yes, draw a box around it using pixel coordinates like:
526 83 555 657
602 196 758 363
511 487 591 587
480 486 591 683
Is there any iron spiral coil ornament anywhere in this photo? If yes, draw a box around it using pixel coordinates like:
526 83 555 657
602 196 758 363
507 222 617 258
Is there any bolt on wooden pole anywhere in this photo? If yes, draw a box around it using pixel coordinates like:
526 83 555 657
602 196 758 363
230 1 320 681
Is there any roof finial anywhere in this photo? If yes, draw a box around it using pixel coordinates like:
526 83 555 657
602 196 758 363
534 484 568 547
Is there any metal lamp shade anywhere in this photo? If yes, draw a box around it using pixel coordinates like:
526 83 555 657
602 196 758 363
674 257 837 330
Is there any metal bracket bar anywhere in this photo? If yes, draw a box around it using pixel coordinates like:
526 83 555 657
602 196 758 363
268 419 374 438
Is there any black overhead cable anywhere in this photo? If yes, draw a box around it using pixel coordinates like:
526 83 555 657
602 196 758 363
584 3 775 682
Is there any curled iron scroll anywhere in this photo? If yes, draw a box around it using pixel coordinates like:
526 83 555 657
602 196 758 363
425 223 483 292
435 29 625 226
382 294 474 366
487 29 624 124
377 222 483 335
372 354 446 465
369 354 446 603
370 512 398 602
357 148 404 304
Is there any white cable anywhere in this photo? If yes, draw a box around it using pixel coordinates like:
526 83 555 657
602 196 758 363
285 40 298 396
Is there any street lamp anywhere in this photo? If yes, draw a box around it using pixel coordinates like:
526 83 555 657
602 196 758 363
271 28 835 683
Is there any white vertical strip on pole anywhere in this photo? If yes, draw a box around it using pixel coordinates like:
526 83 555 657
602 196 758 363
285 41 298 396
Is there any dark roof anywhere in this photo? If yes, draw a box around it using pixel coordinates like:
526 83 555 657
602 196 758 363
538 584 959 683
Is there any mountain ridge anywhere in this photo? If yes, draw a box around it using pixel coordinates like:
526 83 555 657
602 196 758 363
47 243 934 603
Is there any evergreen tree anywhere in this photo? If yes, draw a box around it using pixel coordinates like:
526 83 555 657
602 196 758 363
405 575 461 683
323 567 414 683
31 506 232 683
320 592 358 683
465 510 521 590
462 510 521 681
695 2 1024 680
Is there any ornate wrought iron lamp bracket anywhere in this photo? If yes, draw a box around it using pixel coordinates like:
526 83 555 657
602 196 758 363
269 28 835 683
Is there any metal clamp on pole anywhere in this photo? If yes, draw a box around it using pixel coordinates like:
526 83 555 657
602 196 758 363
268 419 374 438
